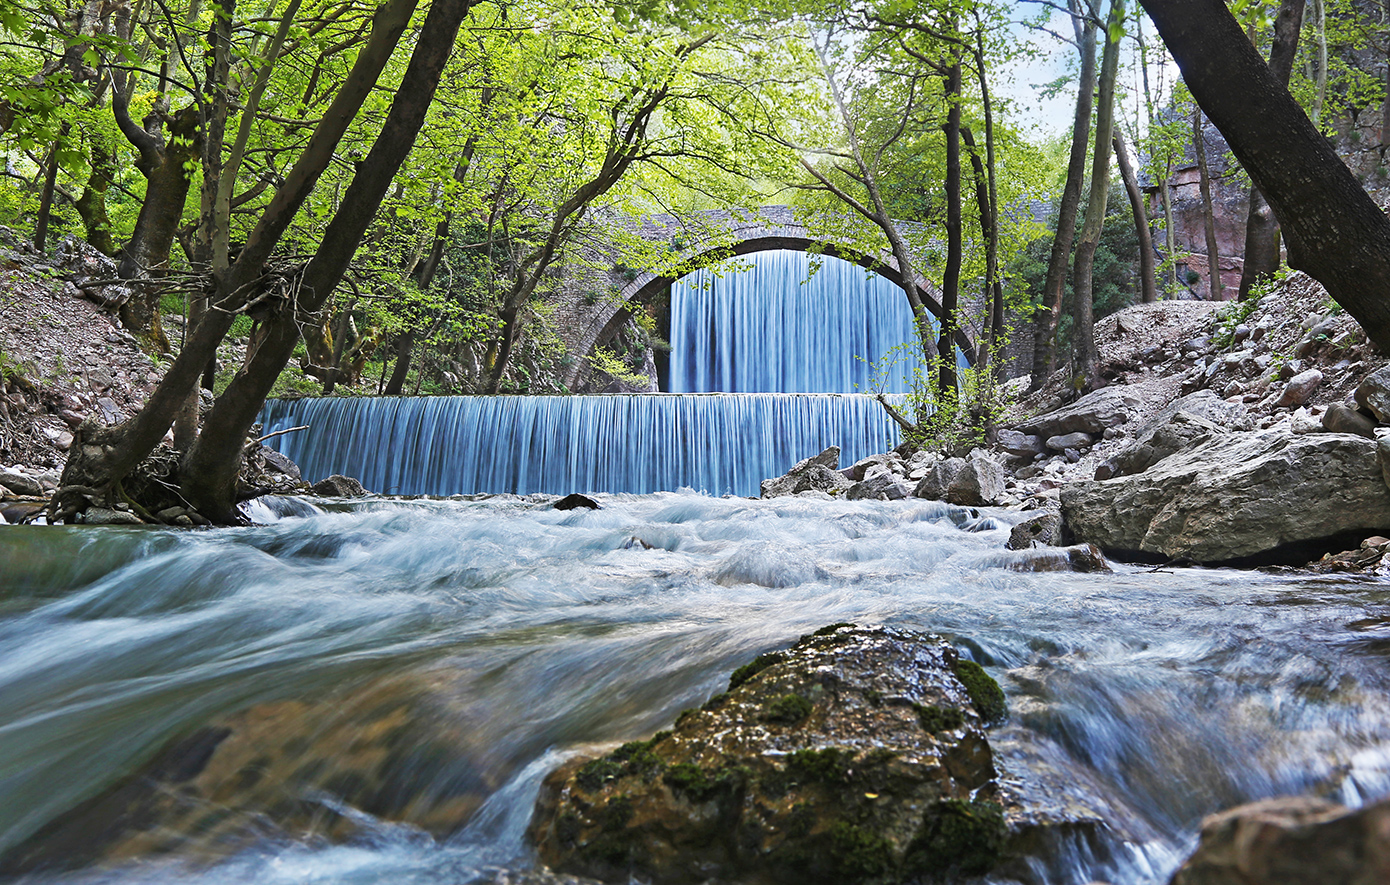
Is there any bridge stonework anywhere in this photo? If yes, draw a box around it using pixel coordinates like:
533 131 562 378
547 206 970 391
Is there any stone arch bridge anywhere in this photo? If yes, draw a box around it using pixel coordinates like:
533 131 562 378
550 206 979 390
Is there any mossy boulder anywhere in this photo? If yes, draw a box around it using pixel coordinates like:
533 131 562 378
529 625 1010 884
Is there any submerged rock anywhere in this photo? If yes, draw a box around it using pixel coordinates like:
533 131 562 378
555 493 601 511
1170 795 1390 885
530 625 1038 885
1062 429 1390 564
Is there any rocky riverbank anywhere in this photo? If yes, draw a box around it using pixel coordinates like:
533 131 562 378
760 270 1390 571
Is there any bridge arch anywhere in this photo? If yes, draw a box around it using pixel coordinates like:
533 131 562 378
559 207 979 390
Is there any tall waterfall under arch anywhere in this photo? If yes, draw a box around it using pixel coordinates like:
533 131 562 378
667 250 927 394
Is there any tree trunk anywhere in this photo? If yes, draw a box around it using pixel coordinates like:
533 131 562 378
1140 0 1390 351
180 0 475 521
1112 127 1157 303
116 105 203 352
33 134 62 252
938 55 962 402
75 132 118 256
1192 108 1224 300
1237 0 1304 301
1310 0 1327 126
963 127 1003 375
384 329 416 395
1072 0 1124 389
1031 0 1096 390
53 0 421 520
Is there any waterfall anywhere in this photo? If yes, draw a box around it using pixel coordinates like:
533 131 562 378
668 250 927 394
261 393 901 497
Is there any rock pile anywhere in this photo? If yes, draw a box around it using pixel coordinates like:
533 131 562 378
760 446 1008 506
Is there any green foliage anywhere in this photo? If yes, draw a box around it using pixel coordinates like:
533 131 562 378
763 693 814 724
952 659 1006 724
729 652 784 690
904 799 1006 877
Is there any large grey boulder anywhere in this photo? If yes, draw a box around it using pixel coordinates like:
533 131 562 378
914 456 966 500
945 455 1005 506
1170 795 1390 885
1014 387 1141 438
310 474 369 497
761 446 853 498
0 468 44 497
996 429 1045 460
1062 429 1390 564
846 471 912 500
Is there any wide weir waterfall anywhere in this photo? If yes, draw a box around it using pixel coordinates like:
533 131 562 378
260 250 924 496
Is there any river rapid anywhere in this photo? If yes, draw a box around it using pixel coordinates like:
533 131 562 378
2 493 1389 884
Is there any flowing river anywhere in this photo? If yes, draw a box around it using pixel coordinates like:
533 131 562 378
2 493 1389 884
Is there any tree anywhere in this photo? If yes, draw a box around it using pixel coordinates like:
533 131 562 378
1140 0 1390 351
1070 0 1123 388
1030 0 1096 389
1237 0 1304 302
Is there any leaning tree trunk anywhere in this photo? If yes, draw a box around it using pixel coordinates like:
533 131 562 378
75 132 118 256
1192 108 1224 300
1072 0 1124 389
1113 127 1158 304
179 0 476 521
1140 0 1390 351
1031 0 1096 390
1237 0 1304 301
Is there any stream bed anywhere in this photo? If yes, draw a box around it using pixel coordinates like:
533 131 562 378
2 493 1389 884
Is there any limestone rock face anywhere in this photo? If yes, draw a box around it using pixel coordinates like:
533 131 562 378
761 446 853 498
1014 387 1140 438
0 468 44 497
530 625 1014 885
1096 390 1253 481
1061 429 1390 564
1170 795 1390 885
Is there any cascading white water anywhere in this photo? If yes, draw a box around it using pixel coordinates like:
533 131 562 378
3 496 1389 885
260 393 901 497
668 250 927 394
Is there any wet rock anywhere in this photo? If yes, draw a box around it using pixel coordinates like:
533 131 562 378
0 468 43 497
997 430 1045 460
1356 365 1390 423
761 446 853 499
1045 431 1092 452
1006 511 1065 550
78 507 144 525
1006 544 1110 573
309 474 369 497
1323 403 1377 439
1014 387 1140 439
1275 368 1323 408
555 493 601 511
847 472 912 501
945 455 1005 507
1063 429 1390 564
530 625 1028 885
1170 795 1390 885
